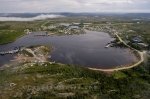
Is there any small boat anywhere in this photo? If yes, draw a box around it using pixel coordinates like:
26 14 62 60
105 44 111 48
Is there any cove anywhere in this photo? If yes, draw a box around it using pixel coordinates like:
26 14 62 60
0 30 137 69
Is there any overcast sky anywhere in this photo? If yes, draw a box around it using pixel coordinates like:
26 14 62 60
0 0 150 13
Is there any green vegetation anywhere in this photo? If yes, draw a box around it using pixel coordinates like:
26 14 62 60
0 21 43 44
0 19 150 99
112 71 127 79
88 21 150 50
0 59 150 99
0 30 24 44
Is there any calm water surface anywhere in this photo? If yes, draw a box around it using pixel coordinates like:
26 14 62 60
0 30 137 69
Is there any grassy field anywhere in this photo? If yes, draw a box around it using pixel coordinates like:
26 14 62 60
0 30 24 44
0 21 43 44
0 60 150 99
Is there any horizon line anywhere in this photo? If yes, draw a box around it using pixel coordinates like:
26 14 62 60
0 12 150 14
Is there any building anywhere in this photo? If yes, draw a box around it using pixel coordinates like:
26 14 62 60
69 26 79 29
131 36 142 43
24 29 31 34
59 23 70 27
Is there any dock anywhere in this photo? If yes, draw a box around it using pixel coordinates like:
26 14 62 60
0 48 20 55
105 43 113 48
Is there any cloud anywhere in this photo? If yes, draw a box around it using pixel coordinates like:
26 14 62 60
0 14 64 21
0 0 150 13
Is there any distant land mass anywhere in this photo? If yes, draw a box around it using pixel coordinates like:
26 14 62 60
0 13 150 18
0 13 150 21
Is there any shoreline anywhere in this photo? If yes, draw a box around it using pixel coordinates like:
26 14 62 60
88 51 144 72
0 33 26 45
88 32 145 72
0 29 144 72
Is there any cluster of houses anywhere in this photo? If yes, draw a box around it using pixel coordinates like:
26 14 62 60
24 29 32 34
41 22 86 35
85 23 149 51
85 23 117 36
129 36 149 49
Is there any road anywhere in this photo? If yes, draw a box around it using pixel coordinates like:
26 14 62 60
89 32 145 72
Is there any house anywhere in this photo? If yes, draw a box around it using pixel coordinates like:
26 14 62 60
72 22 80 25
59 23 70 27
131 36 142 43
24 29 31 34
127 30 135 33
47 25 57 29
69 26 79 29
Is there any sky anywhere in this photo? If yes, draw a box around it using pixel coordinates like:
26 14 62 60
0 0 150 13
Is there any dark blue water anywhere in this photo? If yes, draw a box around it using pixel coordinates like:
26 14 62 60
0 30 137 69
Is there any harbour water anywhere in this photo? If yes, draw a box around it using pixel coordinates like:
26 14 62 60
0 30 137 69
